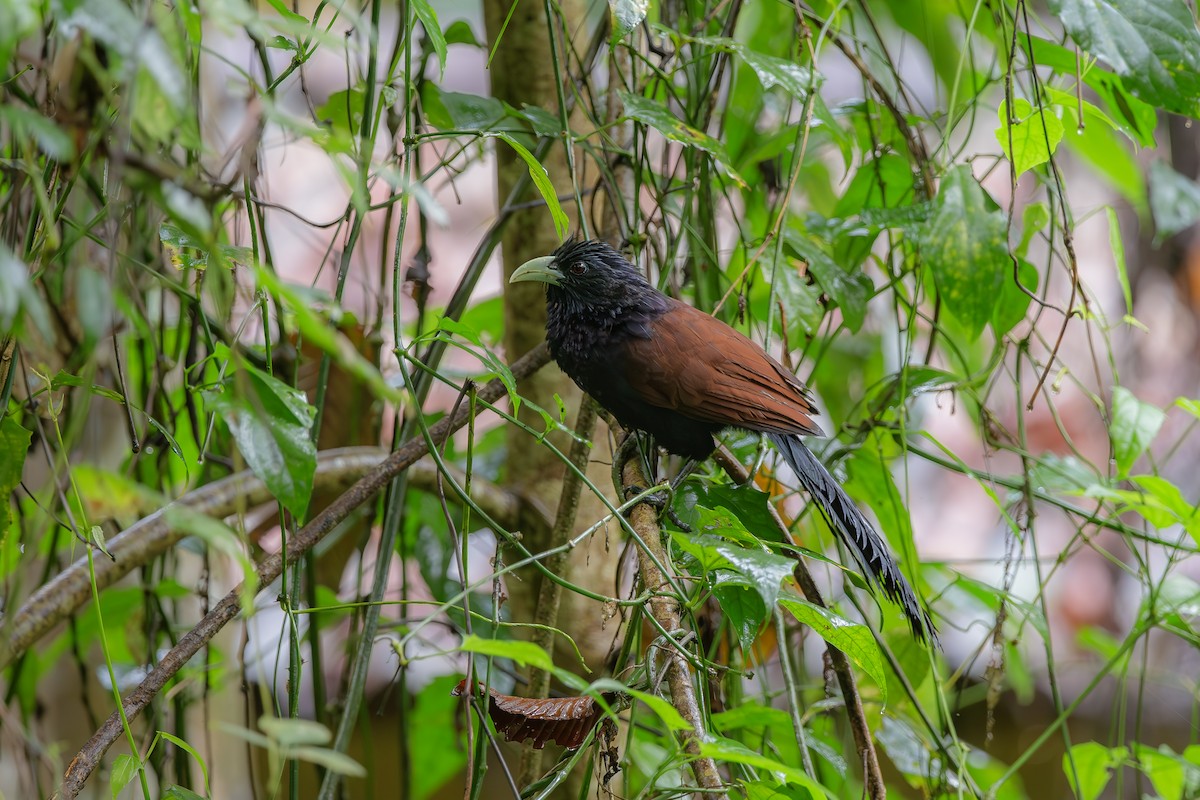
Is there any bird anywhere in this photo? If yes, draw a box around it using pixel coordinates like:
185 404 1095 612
509 237 936 643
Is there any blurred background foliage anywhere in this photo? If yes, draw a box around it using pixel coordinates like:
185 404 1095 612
1 0 1200 797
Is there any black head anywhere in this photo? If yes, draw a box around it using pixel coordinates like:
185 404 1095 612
508 238 660 311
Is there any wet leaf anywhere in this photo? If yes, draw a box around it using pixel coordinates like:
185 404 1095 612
920 166 1008 338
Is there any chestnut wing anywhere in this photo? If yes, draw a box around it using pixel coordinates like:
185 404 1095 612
623 301 823 437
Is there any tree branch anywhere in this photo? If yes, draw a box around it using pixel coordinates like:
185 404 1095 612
54 343 552 800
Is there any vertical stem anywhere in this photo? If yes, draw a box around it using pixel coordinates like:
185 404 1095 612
620 456 727 798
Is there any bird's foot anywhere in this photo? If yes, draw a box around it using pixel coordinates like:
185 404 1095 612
622 483 692 532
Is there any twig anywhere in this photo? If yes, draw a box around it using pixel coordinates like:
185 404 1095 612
54 343 552 800
620 453 727 798
518 399 598 784
711 445 886 799
2 451 522 669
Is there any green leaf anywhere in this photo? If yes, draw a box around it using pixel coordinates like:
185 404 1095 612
53 0 187 109
1105 207 1144 329
921 166 1009 338
1134 744 1187 800
206 363 317 520
410 676 469 800
0 104 75 160
782 229 871 332
609 0 647 41
0 245 51 339
991 258 1039 337
1109 386 1164 477
161 787 206 800
315 88 365 137
995 98 1064 176
485 132 569 240
411 0 447 77
156 732 211 797
675 530 793 608
1149 160 1200 242
259 716 333 747
876 716 942 784
1047 0 1200 117
619 91 746 186
698 737 828 795
444 20 479 46
421 87 509 131
778 597 887 700
110 754 140 799
1064 742 1126 800
711 573 768 652
290 745 367 777
0 417 32 534
458 634 554 672
1059 107 1145 210
623 687 693 732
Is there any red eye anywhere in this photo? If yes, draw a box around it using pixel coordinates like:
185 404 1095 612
568 263 587 276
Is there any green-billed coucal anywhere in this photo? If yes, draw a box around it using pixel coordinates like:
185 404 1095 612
510 238 935 642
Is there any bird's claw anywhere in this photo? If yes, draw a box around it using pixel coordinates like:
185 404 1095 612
622 483 692 532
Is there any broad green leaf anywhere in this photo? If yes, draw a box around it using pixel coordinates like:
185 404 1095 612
741 781 808 800
619 91 746 186
421 87 511 131
674 530 793 608
444 20 479 46
1048 0 1200 117
1134 744 1186 800
1149 160 1200 242
692 36 818 102
161 787 206 800
1109 386 1164 477
110 754 140 799
290 745 367 777
921 166 1009 338
698 737 827 795
782 228 871 332
778 597 887 699
995 98 1064 176
207 363 317 520
991 258 1039 337
259 716 333 747
412 0 447 77
1015 202 1049 259
1058 103 1145 210
1028 453 1100 495
0 417 32 534
876 716 946 785
458 634 554 672
1085 477 1198 543
609 0 647 40
623 687 692 732
484 132 569 240
711 573 768 652
315 88 365 137
1064 742 1126 800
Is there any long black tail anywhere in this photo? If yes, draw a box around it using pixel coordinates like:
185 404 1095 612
768 433 937 643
